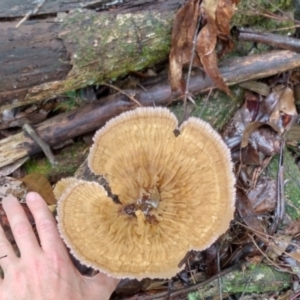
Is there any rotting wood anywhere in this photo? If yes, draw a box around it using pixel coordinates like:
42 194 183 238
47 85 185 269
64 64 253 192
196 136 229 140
236 28 300 53
1 50 300 168
0 0 178 111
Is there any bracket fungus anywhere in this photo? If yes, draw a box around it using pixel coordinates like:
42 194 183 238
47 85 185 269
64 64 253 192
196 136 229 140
55 107 236 279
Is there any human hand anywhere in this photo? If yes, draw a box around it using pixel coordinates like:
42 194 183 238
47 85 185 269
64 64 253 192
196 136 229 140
0 192 119 300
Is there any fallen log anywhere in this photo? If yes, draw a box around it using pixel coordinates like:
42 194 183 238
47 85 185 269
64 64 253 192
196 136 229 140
1 50 300 168
0 0 178 111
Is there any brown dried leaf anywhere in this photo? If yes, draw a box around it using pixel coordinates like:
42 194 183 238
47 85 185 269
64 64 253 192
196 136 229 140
267 235 292 259
215 0 237 56
231 144 260 165
196 19 230 94
247 178 276 214
169 0 200 94
236 187 266 237
222 102 252 149
195 0 238 94
269 86 297 130
250 126 281 156
241 121 280 149
169 0 238 95
284 219 300 236
21 173 56 205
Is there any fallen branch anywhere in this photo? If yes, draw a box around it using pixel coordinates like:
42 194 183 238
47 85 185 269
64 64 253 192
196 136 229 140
1 50 300 168
236 28 300 53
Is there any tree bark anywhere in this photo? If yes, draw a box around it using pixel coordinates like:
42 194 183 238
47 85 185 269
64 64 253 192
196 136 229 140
0 0 179 111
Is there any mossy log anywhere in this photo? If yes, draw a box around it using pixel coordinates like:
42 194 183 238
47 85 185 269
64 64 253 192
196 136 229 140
0 0 177 111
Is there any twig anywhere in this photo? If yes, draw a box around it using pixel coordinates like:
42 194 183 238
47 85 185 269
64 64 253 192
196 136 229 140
22 123 57 166
133 265 239 300
237 28 300 53
103 83 143 107
235 221 300 261
290 290 300 300
268 138 285 235
248 234 288 273
183 7 201 121
16 0 47 28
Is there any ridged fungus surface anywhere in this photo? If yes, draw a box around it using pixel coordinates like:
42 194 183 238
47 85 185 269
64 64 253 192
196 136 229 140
55 107 235 279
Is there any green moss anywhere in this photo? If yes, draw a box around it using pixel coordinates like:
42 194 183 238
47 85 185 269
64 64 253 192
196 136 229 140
170 86 244 131
58 9 174 90
24 158 52 175
222 264 290 294
23 141 87 183
234 0 294 31
188 264 290 299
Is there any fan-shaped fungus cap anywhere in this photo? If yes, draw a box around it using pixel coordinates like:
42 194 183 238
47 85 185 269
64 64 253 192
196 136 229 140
56 107 235 280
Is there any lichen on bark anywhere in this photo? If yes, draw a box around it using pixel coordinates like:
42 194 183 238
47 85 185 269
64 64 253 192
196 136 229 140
60 9 174 87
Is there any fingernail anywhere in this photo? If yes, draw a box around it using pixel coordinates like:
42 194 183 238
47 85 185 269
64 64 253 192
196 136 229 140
26 192 38 202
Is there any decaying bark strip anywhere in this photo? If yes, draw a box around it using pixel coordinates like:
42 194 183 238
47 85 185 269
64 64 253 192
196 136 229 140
1 50 300 168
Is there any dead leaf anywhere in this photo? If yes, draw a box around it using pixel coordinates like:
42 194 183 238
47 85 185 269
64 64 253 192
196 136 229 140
247 178 276 214
222 102 252 149
250 126 281 156
196 17 230 94
231 144 260 165
236 187 266 239
267 235 292 259
196 0 231 94
215 0 237 56
241 121 280 148
275 86 297 115
169 0 200 94
284 219 300 236
169 0 238 96
21 173 56 205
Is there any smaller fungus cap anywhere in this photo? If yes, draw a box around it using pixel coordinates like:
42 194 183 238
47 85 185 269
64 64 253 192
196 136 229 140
56 107 235 279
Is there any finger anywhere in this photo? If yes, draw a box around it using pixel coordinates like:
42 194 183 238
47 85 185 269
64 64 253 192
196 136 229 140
26 192 68 255
84 272 119 300
0 224 18 272
2 195 40 256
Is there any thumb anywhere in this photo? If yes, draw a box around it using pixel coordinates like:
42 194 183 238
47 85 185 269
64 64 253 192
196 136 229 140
84 272 119 299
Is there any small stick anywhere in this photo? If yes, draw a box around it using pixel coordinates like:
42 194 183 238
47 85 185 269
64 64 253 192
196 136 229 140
103 83 142 107
182 8 201 121
22 123 57 166
16 0 47 28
